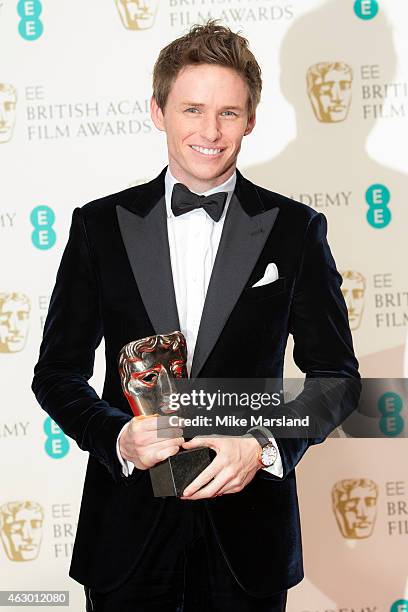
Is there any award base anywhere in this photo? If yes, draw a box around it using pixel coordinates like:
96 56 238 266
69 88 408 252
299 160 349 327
150 447 211 497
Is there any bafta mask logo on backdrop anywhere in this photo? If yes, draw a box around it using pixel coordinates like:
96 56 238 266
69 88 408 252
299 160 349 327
332 479 379 539
307 62 353 123
340 271 366 330
0 501 44 561
0 292 30 353
0 83 17 144
115 0 157 31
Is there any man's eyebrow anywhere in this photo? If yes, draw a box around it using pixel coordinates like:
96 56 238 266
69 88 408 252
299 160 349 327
181 102 245 112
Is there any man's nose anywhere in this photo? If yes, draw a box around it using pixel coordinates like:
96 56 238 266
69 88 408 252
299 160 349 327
199 116 221 143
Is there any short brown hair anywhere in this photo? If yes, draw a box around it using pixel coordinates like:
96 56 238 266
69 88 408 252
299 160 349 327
153 20 262 117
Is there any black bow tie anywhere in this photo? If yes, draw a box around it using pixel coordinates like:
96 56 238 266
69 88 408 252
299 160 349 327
171 182 228 222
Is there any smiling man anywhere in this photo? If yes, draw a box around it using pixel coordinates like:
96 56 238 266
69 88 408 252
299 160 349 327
32 21 359 612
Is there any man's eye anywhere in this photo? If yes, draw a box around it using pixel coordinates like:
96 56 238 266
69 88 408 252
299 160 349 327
185 108 199 113
222 111 236 116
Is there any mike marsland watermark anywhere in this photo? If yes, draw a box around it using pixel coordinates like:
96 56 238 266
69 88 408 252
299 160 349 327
169 413 310 429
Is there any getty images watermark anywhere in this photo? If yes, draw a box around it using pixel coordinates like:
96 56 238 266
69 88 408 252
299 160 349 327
166 388 310 430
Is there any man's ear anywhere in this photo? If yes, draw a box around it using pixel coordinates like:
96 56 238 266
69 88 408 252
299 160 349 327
150 96 165 132
244 112 256 136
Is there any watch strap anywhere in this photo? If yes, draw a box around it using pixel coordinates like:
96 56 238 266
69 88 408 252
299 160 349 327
247 426 271 448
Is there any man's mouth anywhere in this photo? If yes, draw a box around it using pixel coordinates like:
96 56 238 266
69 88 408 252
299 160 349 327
189 145 224 157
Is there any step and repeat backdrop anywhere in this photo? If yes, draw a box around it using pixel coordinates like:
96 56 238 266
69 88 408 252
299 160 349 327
1 0 407 610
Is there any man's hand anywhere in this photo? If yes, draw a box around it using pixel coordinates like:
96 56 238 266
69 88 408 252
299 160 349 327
180 435 261 500
119 415 184 470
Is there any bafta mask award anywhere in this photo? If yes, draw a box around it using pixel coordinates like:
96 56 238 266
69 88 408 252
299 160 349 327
118 331 211 497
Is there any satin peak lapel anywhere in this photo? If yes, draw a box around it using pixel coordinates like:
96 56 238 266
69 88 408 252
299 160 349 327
116 197 181 338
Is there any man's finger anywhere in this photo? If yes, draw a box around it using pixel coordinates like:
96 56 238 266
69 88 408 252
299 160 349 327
181 436 217 451
140 443 181 468
130 416 183 439
181 456 223 497
181 470 230 500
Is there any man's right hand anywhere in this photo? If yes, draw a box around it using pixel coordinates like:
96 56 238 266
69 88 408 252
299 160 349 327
118 415 184 470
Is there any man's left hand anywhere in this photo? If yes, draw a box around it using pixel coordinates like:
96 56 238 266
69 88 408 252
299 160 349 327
180 435 261 500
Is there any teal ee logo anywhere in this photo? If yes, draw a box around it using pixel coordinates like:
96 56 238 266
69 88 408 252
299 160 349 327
44 417 69 459
354 0 379 20
378 392 404 437
30 205 56 249
366 184 391 228
17 0 43 40
391 600 408 612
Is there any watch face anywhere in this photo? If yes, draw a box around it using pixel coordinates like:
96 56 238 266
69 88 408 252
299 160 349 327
261 444 277 467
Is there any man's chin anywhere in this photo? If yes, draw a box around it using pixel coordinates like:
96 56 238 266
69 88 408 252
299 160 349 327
186 160 234 181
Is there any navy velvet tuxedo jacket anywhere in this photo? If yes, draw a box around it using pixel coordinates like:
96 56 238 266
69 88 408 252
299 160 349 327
32 167 360 596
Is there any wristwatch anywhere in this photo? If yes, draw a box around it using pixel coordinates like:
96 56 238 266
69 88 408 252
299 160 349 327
247 427 278 468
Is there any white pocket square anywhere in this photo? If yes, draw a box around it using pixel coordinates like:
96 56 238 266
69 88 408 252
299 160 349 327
251 263 279 288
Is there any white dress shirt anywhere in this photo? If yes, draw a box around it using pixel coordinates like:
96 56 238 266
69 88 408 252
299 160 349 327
117 168 283 479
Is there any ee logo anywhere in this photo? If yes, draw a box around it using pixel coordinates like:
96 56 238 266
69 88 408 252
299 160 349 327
391 601 408 612
17 0 43 41
44 417 70 459
354 0 379 20
30 205 56 250
378 392 404 437
366 184 391 228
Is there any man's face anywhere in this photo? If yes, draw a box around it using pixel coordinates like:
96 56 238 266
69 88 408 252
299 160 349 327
0 87 17 143
340 275 365 330
115 0 156 30
151 64 256 189
335 485 378 539
308 66 352 123
1 508 43 561
0 297 30 353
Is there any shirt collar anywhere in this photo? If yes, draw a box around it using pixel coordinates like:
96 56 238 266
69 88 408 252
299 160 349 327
165 167 237 220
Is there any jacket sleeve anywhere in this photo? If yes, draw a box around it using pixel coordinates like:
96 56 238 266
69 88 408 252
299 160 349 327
266 212 361 480
31 207 133 484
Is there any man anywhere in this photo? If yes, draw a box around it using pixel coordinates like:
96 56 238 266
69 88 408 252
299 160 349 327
32 21 360 611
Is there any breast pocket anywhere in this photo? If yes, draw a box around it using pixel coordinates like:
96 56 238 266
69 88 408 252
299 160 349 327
242 277 287 301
